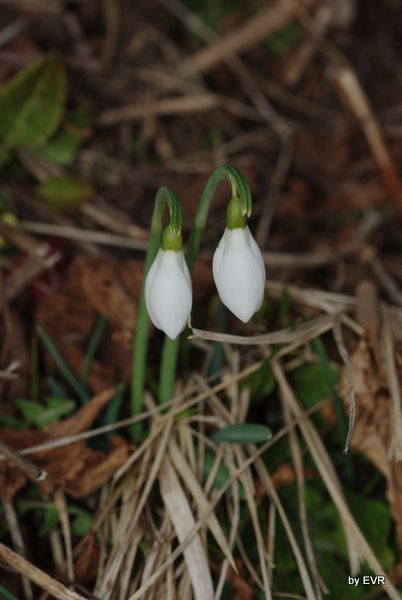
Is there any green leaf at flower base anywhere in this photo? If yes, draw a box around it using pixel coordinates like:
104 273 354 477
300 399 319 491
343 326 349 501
37 176 93 210
211 423 272 445
0 56 66 149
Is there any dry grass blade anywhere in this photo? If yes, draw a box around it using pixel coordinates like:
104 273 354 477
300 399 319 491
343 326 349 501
179 0 314 75
281 395 327 597
251 459 317 600
20 220 148 251
0 542 86 600
333 317 356 453
128 400 329 599
4 252 61 304
190 313 337 345
159 457 214 600
11 362 263 459
233 452 272 599
97 417 173 599
3 501 33 600
381 305 402 460
54 489 74 582
214 450 241 600
168 438 237 572
98 94 217 126
332 65 402 214
272 360 401 600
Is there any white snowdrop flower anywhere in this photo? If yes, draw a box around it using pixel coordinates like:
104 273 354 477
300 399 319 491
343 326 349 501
145 248 192 340
213 226 266 322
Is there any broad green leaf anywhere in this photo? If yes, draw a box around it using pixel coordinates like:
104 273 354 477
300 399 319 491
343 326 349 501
211 423 272 445
15 396 75 428
37 176 93 209
15 399 45 423
0 56 66 149
348 493 394 570
39 506 59 537
34 109 90 166
289 361 339 409
41 397 76 425
69 506 93 535
35 128 81 166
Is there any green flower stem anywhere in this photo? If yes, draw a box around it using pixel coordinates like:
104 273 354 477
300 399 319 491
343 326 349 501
130 187 182 439
158 166 252 405
186 165 252 270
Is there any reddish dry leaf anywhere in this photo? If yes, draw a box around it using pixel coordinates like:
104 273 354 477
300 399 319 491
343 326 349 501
36 255 143 393
62 436 130 498
226 563 254 600
74 256 141 339
73 533 100 585
47 386 115 438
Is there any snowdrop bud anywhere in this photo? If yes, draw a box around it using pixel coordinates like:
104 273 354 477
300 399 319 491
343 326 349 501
145 226 192 339
213 224 266 323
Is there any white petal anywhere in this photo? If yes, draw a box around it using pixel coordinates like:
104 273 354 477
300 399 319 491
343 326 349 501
145 249 163 329
213 227 266 322
145 249 192 339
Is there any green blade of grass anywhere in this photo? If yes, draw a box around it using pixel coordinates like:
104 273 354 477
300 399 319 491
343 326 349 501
37 325 89 404
82 314 108 386
0 584 19 600
101 383 125 436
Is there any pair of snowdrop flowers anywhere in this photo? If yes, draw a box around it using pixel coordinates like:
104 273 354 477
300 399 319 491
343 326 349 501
145 196 266 340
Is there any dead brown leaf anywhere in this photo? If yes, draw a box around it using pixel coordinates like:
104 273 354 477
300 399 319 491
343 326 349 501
0 388 132 501
36 255 143 392
340 338 402 547
226 563 254 600
73 533 100 586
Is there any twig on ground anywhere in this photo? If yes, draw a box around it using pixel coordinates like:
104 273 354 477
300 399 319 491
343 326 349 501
0 440 46 482
0 543 86 600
